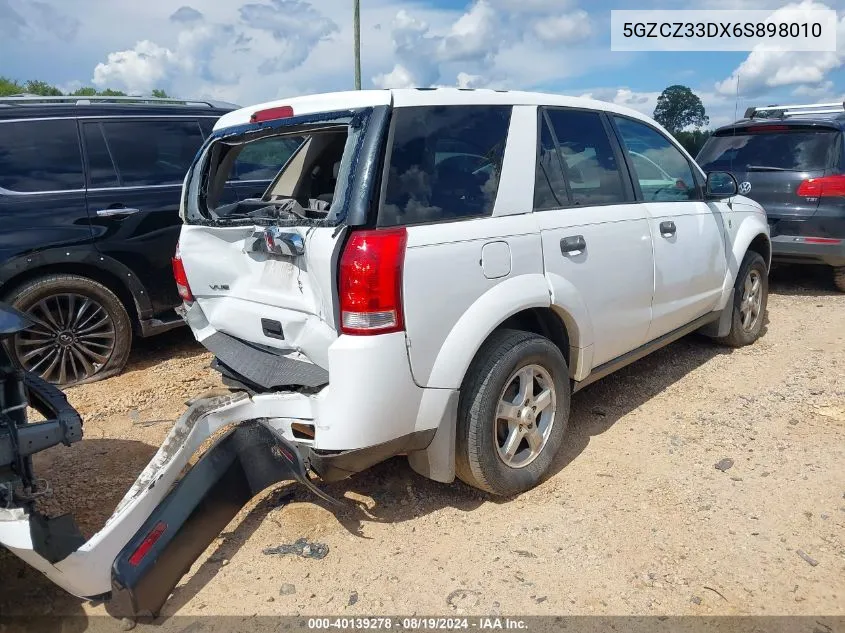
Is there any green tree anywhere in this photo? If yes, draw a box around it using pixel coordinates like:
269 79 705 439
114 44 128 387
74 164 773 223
674 129 712 157
151 88 169 98
71 86 98 96
97 88 128 96
653 85 709 136
23 80 63 96
0 76 24 96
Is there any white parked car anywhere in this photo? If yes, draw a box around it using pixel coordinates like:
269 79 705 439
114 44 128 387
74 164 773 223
175 88 771 497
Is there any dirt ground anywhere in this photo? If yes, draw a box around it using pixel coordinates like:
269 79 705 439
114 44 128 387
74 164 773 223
2 265 843 623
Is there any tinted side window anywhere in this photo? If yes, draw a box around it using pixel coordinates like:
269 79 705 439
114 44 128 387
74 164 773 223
380 105 511 226
0 120 83 192
82 123 119 188
233 136 303 181
544 109 625 206
613 117 699 202
101 120 204 186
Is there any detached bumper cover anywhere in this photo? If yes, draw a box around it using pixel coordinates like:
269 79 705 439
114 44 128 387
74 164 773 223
108 420 332 618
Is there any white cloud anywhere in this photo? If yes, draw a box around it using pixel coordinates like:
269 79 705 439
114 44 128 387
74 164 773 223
0 0 79 41
532 10 591 43
374 0 597 89
170 6 203 23
792 80 837 96
715 1 845 97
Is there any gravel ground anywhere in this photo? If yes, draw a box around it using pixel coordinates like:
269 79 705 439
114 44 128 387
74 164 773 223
2 265 843 623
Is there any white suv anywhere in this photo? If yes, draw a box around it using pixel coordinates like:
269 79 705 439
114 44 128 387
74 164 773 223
175 88 771 496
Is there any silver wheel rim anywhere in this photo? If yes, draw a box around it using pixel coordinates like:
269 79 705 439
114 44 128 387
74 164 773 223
14 293 116 385
494 364 556 469
739 269 763 332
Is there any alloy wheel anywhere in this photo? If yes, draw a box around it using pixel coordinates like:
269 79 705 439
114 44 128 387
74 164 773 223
13 293 116 385
494 363 557 469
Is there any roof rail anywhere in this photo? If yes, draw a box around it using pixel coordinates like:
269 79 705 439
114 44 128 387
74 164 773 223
744 101 845 119
0 95 240 109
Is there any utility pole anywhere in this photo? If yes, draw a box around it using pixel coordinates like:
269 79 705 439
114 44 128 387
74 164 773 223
353 0 362 90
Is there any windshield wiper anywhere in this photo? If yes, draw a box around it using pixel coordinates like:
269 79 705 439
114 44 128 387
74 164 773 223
745 165 792 172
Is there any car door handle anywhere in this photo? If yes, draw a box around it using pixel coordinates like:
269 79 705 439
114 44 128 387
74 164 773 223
659 221 676 237
560 235 586 254
95 207 141 217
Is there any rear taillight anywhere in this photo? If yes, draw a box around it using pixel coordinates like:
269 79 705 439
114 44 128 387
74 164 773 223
172 242 194 302
128 521 167 566
797 174 845 198
339 228 407 335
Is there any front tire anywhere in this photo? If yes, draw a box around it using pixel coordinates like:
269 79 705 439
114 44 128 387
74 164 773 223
4 274 133 386
456 329 570 496
716 251 768 347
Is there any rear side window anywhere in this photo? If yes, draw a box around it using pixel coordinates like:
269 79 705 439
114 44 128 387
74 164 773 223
231 136 303 181
540 109 626 206
100 120 205 186
697 128 838 172
0 120 83 192
82 123 119 188
380 105 511 226
613 116 700 202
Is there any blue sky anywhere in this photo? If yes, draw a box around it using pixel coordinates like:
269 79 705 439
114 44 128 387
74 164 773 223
1 0 844 128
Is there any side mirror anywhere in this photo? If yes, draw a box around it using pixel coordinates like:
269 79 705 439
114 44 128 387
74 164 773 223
705 171 738 198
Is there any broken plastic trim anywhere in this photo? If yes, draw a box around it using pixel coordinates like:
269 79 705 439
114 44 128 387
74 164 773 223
108 419 337 619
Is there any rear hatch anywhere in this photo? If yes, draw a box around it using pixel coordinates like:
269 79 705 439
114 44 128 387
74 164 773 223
178 98 390 374
697 123 841 219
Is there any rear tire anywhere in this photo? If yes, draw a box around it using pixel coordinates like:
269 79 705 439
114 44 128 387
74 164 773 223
716 251 768 347
834 266 845 293
456 329 570 496
4 274 132 386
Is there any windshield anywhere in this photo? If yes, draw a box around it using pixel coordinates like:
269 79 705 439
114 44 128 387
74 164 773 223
697 129 838 172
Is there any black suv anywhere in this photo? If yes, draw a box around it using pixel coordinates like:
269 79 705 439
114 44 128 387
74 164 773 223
697 102 845 292
0 95 275 386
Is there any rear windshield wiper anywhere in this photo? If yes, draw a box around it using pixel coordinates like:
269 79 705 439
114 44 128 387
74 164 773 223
745 165 792 172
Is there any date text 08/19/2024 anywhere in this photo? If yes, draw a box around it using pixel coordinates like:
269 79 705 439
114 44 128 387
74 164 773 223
306 618 529 630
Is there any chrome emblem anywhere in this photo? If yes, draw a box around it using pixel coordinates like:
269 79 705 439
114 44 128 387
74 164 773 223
738 181 752 195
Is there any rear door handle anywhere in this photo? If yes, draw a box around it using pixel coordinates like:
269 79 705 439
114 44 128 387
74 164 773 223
96 207 141 217
659 221 676 237
560 235 586 254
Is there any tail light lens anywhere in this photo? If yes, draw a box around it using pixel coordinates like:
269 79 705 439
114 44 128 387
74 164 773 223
339 228 407 335
128 521 167 566
797 175 845 198
172 242 194 302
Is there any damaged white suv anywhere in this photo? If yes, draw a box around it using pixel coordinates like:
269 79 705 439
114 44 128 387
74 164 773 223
175 88 771 496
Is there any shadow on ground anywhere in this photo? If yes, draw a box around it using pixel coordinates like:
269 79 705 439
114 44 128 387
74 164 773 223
0 437 158 627
769 263 840 297
125 326 204 374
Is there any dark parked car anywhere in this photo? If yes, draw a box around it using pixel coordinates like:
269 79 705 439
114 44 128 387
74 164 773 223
0 96 298 386
697 101 845 293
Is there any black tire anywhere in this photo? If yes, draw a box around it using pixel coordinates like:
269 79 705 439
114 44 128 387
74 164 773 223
456 329 570 496
4 274 132 386
834 266 845 293
716 251 768 347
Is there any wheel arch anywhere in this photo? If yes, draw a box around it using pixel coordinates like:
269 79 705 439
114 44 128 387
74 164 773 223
423 274 589 390
2 262 149 331
721 217 772 307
